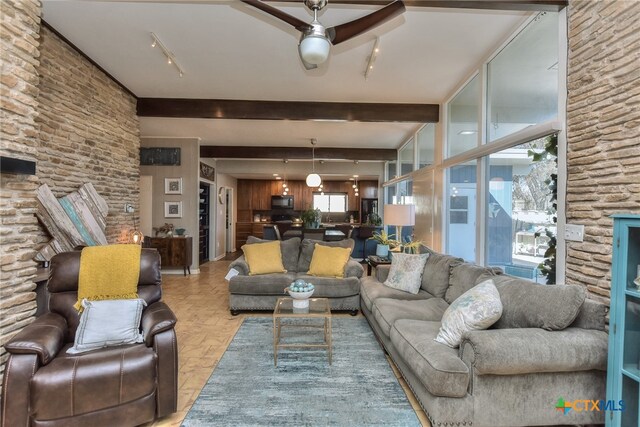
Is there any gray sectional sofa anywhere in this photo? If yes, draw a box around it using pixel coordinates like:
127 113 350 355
361 248 609 427
228 237 363 314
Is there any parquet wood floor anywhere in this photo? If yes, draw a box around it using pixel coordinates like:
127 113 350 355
150 259 430 427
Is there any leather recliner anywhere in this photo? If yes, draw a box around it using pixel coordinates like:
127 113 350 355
1 249 178 427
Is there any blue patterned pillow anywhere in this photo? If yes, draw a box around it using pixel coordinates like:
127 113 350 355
383 253 429 294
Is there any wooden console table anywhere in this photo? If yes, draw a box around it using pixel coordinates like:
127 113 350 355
145 237 193 276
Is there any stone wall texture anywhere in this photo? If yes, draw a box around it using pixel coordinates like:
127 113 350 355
0 14 140 386
0 0 42 385
37 26 140 243
565 0 640 304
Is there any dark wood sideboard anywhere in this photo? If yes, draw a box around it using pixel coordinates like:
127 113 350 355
145 237 193 276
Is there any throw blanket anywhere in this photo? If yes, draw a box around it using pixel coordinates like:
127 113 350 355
75 244 141 311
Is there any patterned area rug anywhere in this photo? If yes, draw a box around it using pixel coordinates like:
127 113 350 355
182 317 421 426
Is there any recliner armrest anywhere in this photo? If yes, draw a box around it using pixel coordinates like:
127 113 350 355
5 312 67 365
345 259 364 278
142 301 177 347
459 327 608 376
229 255 249 276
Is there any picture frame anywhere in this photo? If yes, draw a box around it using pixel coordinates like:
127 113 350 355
165 178 183 195
164 201 183 218
200 162 215 182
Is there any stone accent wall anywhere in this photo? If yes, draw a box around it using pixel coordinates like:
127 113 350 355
37 26 140 243
0 0 42 384
565 0 640 304
0 13 140 385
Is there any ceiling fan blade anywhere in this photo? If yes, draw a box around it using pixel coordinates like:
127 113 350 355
326 0 405 45
241 0 312 33
298 43 319 70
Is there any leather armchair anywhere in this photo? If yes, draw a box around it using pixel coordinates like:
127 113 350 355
1 249 178 427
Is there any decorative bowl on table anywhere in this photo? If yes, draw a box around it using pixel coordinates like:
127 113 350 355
285 279 315 308
174 228 186 236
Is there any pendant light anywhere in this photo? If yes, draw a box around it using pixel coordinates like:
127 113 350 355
282 159 289 195
306 139 322 188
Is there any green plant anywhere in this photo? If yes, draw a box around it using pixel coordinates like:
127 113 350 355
528 134 558 284
368 230 398 247
300 207 321 227
365 212 382 226
401 237 423 254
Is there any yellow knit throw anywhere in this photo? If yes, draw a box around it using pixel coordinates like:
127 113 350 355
74 244 141 311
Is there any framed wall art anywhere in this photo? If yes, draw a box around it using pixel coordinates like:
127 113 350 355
200 162 215 182
164 201 183 218
165 177 183 195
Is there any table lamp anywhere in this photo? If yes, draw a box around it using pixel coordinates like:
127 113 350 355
383 204 415 250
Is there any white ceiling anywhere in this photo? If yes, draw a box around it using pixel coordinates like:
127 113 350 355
41 1 528 150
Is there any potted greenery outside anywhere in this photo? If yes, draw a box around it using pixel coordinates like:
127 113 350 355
300 207 322 229
369 230 398 258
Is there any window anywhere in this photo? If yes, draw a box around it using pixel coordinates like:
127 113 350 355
387 161 397 181
313 193 347 213
447 75 480 158
397 179 413 205
445 162 477 262
417 124 435 169
487 12 559 142
485 138 556 283
399 138 415 176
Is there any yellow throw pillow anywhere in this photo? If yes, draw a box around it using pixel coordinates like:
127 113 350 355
308 244 351 278
242 240 286 275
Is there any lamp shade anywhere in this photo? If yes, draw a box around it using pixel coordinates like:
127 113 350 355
299 35 331 65
306 173 322 187
383 204 415 226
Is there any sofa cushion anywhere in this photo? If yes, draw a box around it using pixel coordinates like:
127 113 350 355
308 245 352 278
491 275 586 330
31 344 156 420
297 238 355 273
435 279 502 348
229 273 297 295
383 253 429 294
390 319 469 398
372 297 449 338
360 276 432 312
420 249 463 298
294 274 360 298
247 236 301 273
242 240 287 275
570 299 607 331
444 263 497 304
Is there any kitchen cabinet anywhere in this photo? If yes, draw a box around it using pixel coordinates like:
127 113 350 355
251 181 271 210
606 214 640 427
236 223 252 249
145 237 193 276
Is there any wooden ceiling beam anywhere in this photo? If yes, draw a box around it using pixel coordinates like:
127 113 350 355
137 98 438 123
200 146 397 161
266 0 567 12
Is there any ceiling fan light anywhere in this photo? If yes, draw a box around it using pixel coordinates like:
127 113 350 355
306 173 322 187
299 35 330 65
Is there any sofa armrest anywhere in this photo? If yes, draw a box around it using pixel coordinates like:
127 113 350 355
375 264 391 282
229 255 249 276
142 301 177 347
4 313 67 365
345 259 364 278
459 327 608 376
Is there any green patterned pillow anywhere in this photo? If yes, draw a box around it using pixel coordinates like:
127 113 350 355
383 253 429 294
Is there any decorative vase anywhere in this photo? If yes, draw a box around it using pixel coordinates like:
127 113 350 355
376 244 389 258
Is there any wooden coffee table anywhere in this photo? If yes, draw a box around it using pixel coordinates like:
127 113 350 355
273 297 332 366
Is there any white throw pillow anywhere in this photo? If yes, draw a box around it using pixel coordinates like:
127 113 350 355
383 253 429 294
435 279 502 348
67 299 146 354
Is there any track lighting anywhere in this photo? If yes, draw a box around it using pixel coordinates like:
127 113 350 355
150 32 184 78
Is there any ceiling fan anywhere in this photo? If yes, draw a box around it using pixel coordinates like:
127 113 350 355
241 0 406 70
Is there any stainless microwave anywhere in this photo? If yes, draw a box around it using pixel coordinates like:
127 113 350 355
271 195 294 209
